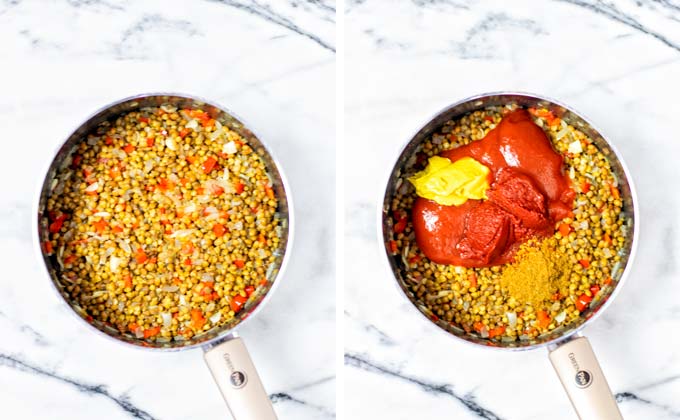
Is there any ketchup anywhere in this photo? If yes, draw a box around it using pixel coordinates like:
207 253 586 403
412 109 574 267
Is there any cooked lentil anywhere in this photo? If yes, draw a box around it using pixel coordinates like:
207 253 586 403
44 105 281 342
389 105 628 341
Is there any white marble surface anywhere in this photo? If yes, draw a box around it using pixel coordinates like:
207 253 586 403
345 1 680 419
0 1 335 419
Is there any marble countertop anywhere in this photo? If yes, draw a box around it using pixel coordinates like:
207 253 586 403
344 1 680 419
0 1 335 419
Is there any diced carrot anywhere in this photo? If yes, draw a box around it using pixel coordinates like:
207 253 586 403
258 233 267 244
259 279 268 287
234 181 245 194
92 218 108 234
64 255 77 265
128 323 139 332
610 185 620 200
43 241 53 254
408 255 421 264
173 277 182 285
139 117 149 124
264 185 275 199
105 136 113 145
484 116 494 123
157 178 174 192
146 137 155 147
71 154 82 168
135 247 148 264
393 218 407 234
575 293 593 312
536 310 551 329
179 128 191 139
388 240 398 254
202 156 218 174
468 273 478 288
234 259 245 269
580 181 591 194
230 295 247 313
212 223 227 237
473 321 485 333
590 285 600 295
245 285 255 297
143 326 160 338
123 274 133 289
604 233 612 246
180 241 195 255
112 225 124 233
183 258 192 266
552 292 562 301
604 277 613 286
578 259 590 268
179 177 189 186
190 309 206 329
488 326 506 339
49 214 68 233
558 223 571 236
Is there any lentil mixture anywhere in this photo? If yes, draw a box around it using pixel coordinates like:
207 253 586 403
388 105 628 341
43 105 282 343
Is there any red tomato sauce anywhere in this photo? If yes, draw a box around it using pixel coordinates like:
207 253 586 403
412 109 575 267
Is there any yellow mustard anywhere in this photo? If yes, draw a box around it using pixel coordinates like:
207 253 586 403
408 156 490 206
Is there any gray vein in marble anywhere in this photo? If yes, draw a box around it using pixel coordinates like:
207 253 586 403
203 0 335 52
554 0 680 53
345 353 504 420
115 14 202 60
288 0 335 24
616 392 680 417
0 353 157 420
224 57 334 96
0 310 49 346
457 13 547 59
270 391 336 418
345 311 396 346
65 0 125 11
289 375 335 392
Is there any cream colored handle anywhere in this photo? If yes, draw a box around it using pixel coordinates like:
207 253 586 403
549 337 622 420
204 337 278 420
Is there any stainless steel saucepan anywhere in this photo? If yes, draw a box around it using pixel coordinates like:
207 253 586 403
33 93 294 420
380 92 638 419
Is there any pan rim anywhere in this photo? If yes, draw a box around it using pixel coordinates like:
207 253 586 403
32 91 296 352
377 90 640 352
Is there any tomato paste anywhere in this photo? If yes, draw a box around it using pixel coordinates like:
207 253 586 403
412 109 574 267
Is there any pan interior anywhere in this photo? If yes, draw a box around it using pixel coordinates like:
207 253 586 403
37 94 291 350
382 93 636 350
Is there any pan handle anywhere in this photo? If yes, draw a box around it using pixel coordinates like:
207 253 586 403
548 336 622 420
203 334 278 420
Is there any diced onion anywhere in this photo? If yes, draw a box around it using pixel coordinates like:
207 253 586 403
568 140 583 154
506 311 517 328
160 285 179 292
160 104 177 113
85 182 99 193
555 311 567 323
209 312 221 324
110 256 122 272
201 273 214 283
223 141 237 155
165 138 176 151
170 229 195 238
93 212 110 218
160 312 172 328
186 119 199 130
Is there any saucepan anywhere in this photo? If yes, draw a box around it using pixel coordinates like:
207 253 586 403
33 93 294 420
379 92 638 419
